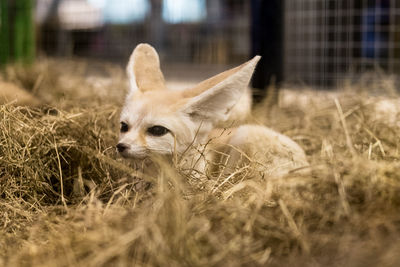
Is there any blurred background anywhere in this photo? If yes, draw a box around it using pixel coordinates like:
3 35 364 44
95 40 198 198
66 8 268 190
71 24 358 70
1 0 400 95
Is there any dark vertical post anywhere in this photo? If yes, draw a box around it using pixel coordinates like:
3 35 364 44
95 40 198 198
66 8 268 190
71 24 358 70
149 0 164 51
251 0 284 103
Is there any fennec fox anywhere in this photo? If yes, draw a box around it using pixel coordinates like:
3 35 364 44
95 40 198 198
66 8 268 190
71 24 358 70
117 44 308 177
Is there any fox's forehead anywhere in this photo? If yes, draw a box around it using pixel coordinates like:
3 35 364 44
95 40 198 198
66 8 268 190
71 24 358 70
121 90 186 123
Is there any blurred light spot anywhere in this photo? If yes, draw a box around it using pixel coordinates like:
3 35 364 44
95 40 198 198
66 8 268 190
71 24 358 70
162 0 207 24
89 0 150 24
88 0 106 9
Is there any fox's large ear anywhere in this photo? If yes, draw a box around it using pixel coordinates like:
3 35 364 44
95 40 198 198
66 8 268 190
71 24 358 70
126 43 166 93
181 56 260 123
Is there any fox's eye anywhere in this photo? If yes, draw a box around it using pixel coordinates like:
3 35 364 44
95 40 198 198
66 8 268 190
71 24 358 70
120 122 129 133
147 125 169 136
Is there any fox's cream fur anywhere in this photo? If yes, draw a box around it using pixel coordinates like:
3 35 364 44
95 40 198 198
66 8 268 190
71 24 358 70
118 44 308 177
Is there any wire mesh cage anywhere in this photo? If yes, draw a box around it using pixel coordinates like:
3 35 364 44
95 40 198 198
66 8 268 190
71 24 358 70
284 0 400 89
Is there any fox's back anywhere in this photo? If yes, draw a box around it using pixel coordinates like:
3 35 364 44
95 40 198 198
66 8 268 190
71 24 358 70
208 125 308 177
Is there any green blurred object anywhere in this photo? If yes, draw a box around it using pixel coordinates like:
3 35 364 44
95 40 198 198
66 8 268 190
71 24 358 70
0 0 10 65
0 0 35 66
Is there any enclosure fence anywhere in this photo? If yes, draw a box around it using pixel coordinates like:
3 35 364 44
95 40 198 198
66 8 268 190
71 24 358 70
3 0 400 89
284 0 400 88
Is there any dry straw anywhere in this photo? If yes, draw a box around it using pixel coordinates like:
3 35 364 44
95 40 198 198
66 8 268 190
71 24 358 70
1 60 400 266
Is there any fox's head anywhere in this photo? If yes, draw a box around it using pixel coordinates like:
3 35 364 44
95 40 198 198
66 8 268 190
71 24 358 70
117 43 260 159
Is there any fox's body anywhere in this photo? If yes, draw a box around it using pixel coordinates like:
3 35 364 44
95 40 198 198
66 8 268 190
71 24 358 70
205 125 308 177
117 44 308 177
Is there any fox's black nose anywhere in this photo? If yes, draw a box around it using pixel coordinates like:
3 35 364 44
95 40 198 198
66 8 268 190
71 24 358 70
116 143 128 153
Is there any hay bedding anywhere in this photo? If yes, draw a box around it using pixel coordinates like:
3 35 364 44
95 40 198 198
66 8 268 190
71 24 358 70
1 59 400 266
